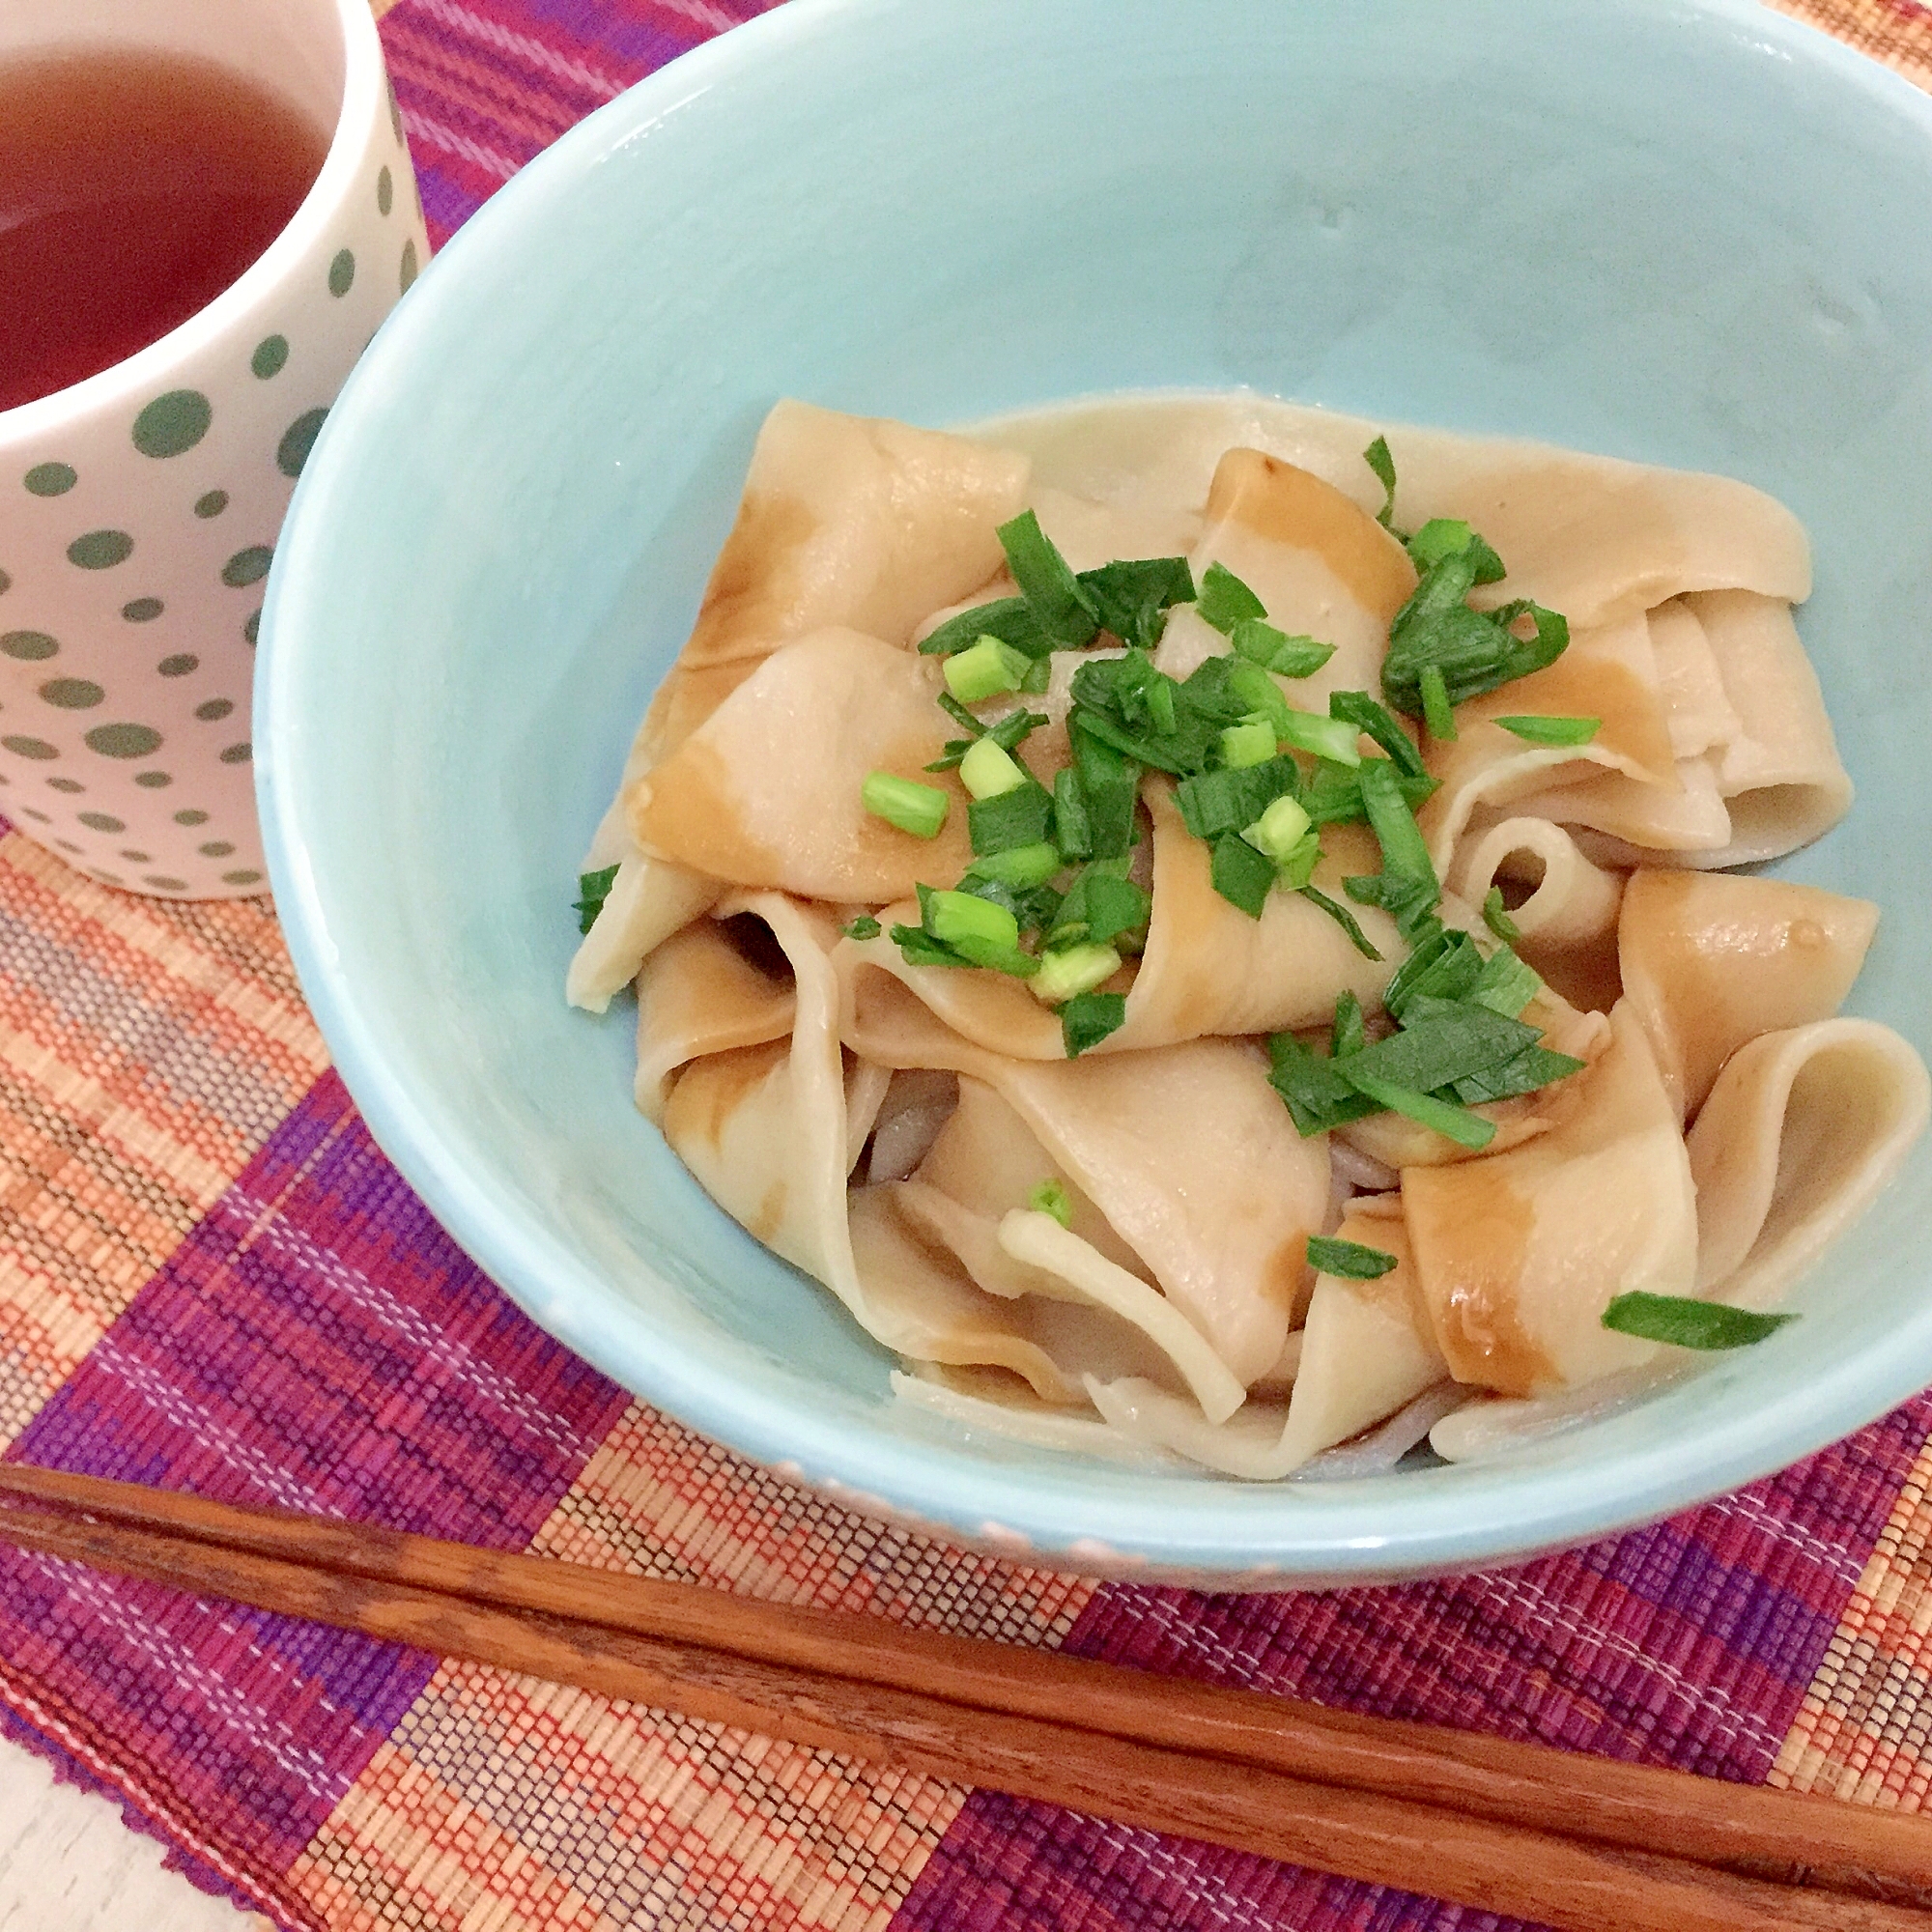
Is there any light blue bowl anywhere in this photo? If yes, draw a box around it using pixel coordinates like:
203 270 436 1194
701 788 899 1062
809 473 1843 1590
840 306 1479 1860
258 0 1932 1586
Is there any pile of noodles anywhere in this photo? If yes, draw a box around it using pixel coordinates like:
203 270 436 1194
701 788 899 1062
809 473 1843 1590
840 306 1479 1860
567 394 1929 1477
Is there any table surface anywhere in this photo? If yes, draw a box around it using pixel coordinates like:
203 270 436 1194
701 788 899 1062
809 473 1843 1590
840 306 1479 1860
5 2 1932 1930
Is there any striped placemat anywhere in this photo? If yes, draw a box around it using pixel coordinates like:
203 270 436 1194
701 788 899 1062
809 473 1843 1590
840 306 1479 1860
2 1 1930 1925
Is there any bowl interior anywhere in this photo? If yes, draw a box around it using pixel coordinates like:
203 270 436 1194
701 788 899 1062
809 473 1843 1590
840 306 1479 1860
260 0 1932 1582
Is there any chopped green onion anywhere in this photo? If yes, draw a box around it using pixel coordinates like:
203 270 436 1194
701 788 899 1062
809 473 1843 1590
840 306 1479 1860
960 737 1029 801
1419 665 1458 742
1225 660 1294 740
1266 1035 1380 1136
1346 1072 1496 1150
966 842 1062 890
1470 944 1542 1019
1339 1001 1540 1094
1079 556 1194 652
1211 830 1277 918
927 889 1020 953
1277 830 1322 891
1406 518 1505 583
862 772 950 839
1363 436 1398 528
945 636 1033 704
968 781 1055 857
1195 559 1268 634
1277 710 1364 767
1307 1234 1398 1280
1330 989 1366 1060
1232 618 1334 679
1019 654 1054 695
1601 1292 1798 1350
998 510 1099 646
1358 759 1438 901
1061 990 1127 1058
917 595 1052 660
1050 866 1150 950
1451 1043 1587 1105
1300 884 1383 960
1028 1178 1074 1228
841 915 883 942
1175 756 1300 841
1381 553 1570 718
889 922 964 968
1068 723 1140 861
1032 942 1122 1005
1220 719 1278 770
574 864 619 935
1496 715 1602 747
1242 794 1314 867
1052 767 1093 861
1383 926 1481 1017
1328 691 1428 779
1483 886 1522 944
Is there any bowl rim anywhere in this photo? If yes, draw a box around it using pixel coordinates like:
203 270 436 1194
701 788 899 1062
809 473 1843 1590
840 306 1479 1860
258 0 1932 1580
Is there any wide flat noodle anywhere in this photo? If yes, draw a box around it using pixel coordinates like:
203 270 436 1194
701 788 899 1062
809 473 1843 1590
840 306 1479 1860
567 853 722 1014
1446 819 1624 1012
634 917 796 1123
1619 869 1877 1121
630 628 973 899
639 400 1028 767
975 393 1810 627
1152 448 1416 710
1403 1003 1696 1395
1690 1018 1931 1307
1416 611 1681 875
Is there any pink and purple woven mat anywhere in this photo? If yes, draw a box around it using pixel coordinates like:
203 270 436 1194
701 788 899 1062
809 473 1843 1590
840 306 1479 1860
4 0 1932 1925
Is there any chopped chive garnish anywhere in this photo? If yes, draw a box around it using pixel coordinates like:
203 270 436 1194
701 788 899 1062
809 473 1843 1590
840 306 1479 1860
1033 942 1122 1005
1242 794 1313 867
1220 719 1278 770
1175 756 1300 841
1267 1035 1380 1135
1028 1178 1074 1228
1328 691 1428 779
1300 884 1383 960
1068 723 1140 861
1278 710 1363 767
917 594 1053 660
1079 556 1194 652
966 842 1062 890
1061 990 1127 1057
1337 1000 1540 1094
1050 865 1150 950
1496 715 1602 747
1406 518 1506 583
1052 766 1093 861
1419 665 1458 742
1383 926 1481 1017
1331 989 1366 1060
1232 618 1334 679
1381 547 1570 720
841 915 883 942
1308 1234 1399 1280
1451 1043 1587 1105
1210 830 1277 918
1483 886 1522 943
998 509 1099 647
1358 759 1438 900
945 636 1033 704
959 737 1030 801
1278 830 1322 891
968 780 1055 857
1019 653 1053 695
1195 560 1268 634
1469 944 1542 1019
574 864 620 935
1363 436 1398 528
1601 1292 1798 1350
1225 659 1293 739
862 772 950 839
927 889 1020 953
1346 1072 1496 1150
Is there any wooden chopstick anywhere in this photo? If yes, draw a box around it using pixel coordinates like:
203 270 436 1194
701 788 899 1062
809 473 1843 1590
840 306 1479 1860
0 1468 1923 1932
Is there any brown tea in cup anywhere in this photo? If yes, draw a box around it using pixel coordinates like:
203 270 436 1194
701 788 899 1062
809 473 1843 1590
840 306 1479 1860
0 49 329 412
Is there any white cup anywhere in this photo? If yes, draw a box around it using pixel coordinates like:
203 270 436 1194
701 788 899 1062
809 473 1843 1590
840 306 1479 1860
0 0 428 896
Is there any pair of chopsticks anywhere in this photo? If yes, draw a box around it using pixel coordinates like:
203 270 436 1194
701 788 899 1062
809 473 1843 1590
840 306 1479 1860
0 1463 1925 1932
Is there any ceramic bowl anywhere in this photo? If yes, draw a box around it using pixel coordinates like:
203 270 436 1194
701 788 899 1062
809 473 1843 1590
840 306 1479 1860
257 0 1932 1586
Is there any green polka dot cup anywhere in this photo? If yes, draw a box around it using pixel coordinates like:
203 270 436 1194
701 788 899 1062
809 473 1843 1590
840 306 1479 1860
0 0 428 898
